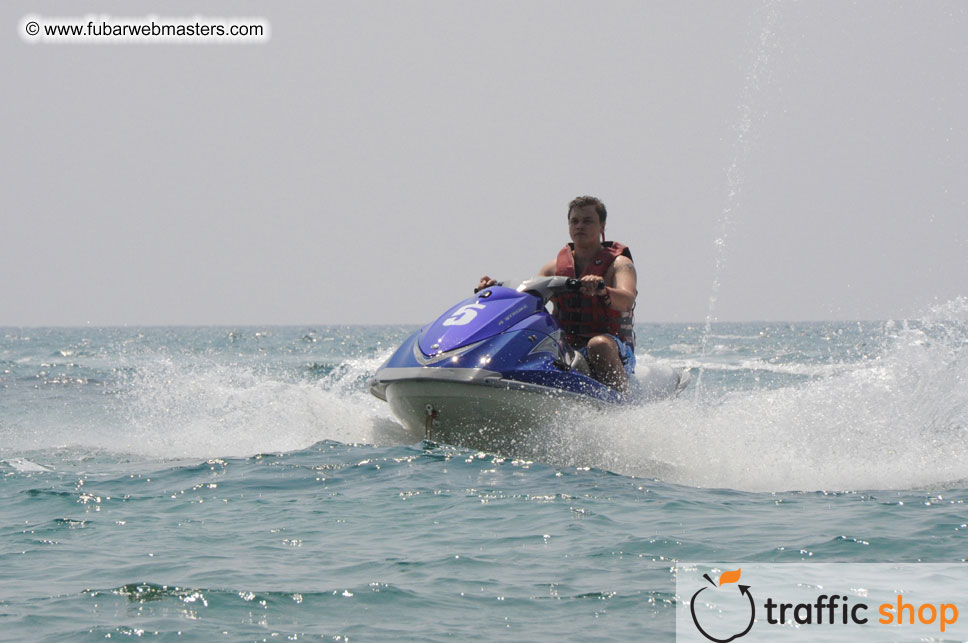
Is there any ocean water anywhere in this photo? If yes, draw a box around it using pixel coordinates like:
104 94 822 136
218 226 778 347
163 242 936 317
3 299 968 641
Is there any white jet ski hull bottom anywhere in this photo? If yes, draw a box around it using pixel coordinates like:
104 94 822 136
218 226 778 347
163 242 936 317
383 378 606 453
378 359 689 453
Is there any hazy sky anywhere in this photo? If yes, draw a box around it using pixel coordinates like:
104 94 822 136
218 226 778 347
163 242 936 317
3 1 966 325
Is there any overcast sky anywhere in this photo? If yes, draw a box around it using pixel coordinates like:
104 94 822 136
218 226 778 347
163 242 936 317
3 1 966 325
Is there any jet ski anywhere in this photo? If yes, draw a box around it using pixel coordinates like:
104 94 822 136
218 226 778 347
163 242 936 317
368 276 689 451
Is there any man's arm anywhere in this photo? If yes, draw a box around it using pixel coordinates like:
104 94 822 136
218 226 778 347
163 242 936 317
604 256 637 312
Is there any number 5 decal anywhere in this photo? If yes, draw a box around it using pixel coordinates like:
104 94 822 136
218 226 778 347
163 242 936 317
442 303 486 326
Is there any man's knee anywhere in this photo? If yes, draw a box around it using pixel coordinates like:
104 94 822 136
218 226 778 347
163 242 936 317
586 335 618 357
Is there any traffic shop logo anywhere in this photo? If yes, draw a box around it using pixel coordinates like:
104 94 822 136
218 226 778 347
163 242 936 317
685 566 961 639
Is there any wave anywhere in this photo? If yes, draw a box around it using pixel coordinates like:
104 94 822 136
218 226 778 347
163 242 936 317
4 299 967 492
561 298 968 492
1 351 405 461
676 358 850 378
108 353 404 459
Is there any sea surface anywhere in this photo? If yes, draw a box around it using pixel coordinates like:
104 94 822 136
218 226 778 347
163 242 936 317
2 300 968 641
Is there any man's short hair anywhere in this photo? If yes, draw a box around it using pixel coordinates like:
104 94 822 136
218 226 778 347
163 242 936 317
568 196 607 224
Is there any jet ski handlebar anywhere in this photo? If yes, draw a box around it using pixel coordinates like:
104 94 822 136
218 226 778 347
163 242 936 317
512 276 604 304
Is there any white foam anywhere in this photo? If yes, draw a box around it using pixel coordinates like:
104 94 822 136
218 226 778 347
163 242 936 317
2 457 52 472
678 358 850 378
92 353 399 459
544 300 968 491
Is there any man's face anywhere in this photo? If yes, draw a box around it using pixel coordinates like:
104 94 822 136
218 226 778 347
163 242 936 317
568 205 603 244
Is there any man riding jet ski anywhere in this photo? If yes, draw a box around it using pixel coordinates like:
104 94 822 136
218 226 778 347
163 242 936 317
369 196 688 450
478 195 637 393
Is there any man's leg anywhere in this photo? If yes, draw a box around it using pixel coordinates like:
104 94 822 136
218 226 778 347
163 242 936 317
585 335 629 393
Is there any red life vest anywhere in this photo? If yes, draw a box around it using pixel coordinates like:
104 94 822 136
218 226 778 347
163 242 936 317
551 241 636 348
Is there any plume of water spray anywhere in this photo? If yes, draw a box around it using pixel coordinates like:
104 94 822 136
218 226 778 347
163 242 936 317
695 3 781 397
